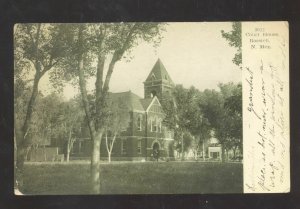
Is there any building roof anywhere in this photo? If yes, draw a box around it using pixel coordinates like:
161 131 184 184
144 59 175 85
108 91 145 112
140 98 153 110
108 91 164 113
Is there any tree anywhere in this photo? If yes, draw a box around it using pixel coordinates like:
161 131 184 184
14 23 70 190
198 83 242 162
189 115 211 161
222 83 242 159
18 92 84 162
221 22 242 67
32 93 63 143
60 23 165 193
221 22 242 158
161 85 201 160
190 136 199 160
15 91 62 161
54 98 85 162
14 80 33 161
175 131 194 157
104 98 130 163
198 86 229 161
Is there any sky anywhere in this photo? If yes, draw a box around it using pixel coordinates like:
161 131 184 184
39 22 242 99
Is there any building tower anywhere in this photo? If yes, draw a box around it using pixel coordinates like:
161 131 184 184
144 59 175 101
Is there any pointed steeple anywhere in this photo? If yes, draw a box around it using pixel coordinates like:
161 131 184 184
145 59 174 85
144 59 175 100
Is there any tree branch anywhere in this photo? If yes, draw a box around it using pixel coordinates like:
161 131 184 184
95 54 105 129
102 23 138 94
110 134 117 152
77 25 97 137
21 71 41 144
105 131 109 153
25 24 36 49
33 24 41 72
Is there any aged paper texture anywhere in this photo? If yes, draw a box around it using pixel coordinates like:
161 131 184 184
14 22 290 194
243 21 290 193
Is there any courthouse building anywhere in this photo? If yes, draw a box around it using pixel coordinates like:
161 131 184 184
70 59 176 161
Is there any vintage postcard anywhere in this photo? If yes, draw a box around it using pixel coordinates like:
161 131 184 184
13 22 289 194
242 22 289 193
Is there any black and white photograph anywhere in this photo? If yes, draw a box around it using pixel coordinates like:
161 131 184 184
13 22 248 195
0 0 297 208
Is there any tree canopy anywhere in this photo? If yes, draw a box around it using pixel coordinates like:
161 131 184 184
54 23 166 193
161 82 242 161
221 22 242 67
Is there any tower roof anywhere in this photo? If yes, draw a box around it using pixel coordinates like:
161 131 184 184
144 59 174 85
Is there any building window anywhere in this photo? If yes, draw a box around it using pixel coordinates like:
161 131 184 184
137 115 142 131
137 139 142 154
121 139 127 154
153 118 157 132
150 118 161 133
158 121 162 133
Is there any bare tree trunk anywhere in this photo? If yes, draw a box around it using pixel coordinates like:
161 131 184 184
233 146 237 160
108 151 111 163
76 25 102 194
66 139 70 162
95 54 105 108
66 130 72 162
24 146 31 161
66 149 70 162
105 132 111 163
67 138 76 163
202 138 205 161
91 132 102 194
16 72 41 191
66 138 71 163
181 133 184 161
105 133 116 163
77 24 137 194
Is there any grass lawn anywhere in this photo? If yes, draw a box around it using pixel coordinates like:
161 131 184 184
23 161 242 194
